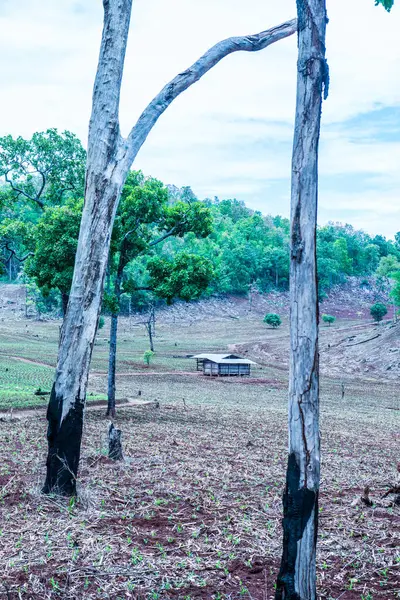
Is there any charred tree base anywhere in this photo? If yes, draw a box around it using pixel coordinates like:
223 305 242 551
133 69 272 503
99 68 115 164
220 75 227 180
108 423 123 460
275 453 318 600
42 385 84 497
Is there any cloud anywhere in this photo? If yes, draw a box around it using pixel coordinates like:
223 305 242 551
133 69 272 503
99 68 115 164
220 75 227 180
1 0 400 237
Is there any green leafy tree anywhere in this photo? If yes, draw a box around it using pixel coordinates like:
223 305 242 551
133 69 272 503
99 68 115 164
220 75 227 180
375 0 394 10
322 314 336 327
0 129 85 210
105 172 213 416
143 350 154 366
0 218 34 279
263 313 282 328
376 255 400 278
391 272 400 309
370 302 388 322
25 200 82 315
147 252 214 304
24 281 59 320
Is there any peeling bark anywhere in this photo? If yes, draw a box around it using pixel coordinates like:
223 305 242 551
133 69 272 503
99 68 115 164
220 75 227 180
43 1 132 495
276 1 328 599
43 0 297 495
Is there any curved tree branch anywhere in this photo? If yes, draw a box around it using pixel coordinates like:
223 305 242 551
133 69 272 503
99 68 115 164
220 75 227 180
4 171 45 209
2 242 34 263
36 169 47 201
122 18 297 168
148 227 177 247
6 242 34 262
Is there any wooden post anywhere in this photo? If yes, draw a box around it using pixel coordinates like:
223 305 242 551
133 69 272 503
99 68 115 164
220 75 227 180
108 423 123 461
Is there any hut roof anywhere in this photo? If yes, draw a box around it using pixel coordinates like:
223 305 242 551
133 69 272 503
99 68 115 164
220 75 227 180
192 353 257 365
193 353 238 361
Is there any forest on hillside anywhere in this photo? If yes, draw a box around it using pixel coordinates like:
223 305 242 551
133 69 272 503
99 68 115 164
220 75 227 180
1 129 400 317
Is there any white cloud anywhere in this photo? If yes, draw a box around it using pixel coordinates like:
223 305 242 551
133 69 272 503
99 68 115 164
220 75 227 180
1 0 400 237
320 134 400 179
319 189 400 239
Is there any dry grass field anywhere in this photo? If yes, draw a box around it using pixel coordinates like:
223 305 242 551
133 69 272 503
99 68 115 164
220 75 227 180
0 314 398 599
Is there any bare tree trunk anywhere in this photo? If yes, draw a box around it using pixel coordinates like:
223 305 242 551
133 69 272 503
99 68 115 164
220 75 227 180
106 255 124 418
105 258 111 295
148 323 154 352
151 304 156 337
275 2 328 599
42 2 132 496
43 0 296 495
61 292 69 318
107 314 118 418
146 309 155 352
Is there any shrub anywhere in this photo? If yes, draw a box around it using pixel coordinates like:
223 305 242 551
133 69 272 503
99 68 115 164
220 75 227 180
98 316 105 330
263 313 282 328
143 350 154 366
370 302 387 323
322 314 336 326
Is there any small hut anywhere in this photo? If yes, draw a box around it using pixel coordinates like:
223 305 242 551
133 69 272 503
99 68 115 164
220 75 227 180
193 353 256 377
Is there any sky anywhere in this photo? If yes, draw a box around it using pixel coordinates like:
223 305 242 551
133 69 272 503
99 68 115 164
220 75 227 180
1 0 400 238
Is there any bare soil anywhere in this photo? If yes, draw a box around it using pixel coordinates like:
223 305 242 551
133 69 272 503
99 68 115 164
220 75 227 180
0 311 398 599
236 319 400 381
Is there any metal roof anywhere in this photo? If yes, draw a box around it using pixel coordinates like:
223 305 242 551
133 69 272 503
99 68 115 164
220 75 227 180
192 353 257 365
193 353 238 360
218 358 257 365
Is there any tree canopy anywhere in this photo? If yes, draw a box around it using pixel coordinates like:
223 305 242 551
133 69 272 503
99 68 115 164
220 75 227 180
375 0 394 10
2 132 400 316
3 180 400 315
0 129 85 210
370 302 388 322
25 199 82 312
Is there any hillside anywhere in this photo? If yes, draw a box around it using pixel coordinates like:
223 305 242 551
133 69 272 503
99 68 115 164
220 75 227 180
234 319 400 382
139 277 392 324
0 284 26 319
1 279 398 381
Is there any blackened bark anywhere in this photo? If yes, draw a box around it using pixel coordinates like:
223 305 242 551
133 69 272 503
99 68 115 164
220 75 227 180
108 422 123 460
275 454 319 599
42 384 83 496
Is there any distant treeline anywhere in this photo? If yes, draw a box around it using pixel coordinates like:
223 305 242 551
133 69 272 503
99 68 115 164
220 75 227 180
2 188 400 314
153 195 400 296
1 129 399 314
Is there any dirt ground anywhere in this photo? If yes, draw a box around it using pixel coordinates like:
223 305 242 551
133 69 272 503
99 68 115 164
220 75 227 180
236 319 400 381
0 314 399 599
